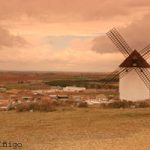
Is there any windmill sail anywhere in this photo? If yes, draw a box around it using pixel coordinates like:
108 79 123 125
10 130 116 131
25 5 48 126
105 27 150 101
135 68 150 90
101 68 132 88
107 28 133 57
139 44 150 60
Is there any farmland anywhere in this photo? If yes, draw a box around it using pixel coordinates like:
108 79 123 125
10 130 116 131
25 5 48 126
0 108 150 150
0 71 118 89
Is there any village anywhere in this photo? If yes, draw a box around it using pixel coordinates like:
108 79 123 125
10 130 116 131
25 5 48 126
0 85 118 111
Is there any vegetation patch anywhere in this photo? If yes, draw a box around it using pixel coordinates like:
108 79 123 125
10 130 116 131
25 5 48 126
100 100 150 109
16 101 57 112
44 79 118 89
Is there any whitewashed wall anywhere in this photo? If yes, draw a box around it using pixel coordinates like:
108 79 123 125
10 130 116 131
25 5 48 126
119 69 150 101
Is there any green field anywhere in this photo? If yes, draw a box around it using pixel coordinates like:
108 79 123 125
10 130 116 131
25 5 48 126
1 108 150 150
0 71 118 90
44 78 118 89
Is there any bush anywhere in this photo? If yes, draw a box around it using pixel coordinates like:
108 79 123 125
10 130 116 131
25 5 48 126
7 104 16 111
63 100 75 106
75 101 88 108
100 100 134 109
135 101 150 108
100 100 150 109
16 103 30 112
16 102 56 112
38 101 56 112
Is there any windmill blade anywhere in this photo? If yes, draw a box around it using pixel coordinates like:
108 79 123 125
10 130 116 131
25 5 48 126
103 68 124 83
135 68 150 89
107 28 133 57
144 54 150 60
142 68 150 80
101 68 132 88
120 68 133 79
139 44 150 55
107 32 128 57
139 44 150 60
112 28 133 54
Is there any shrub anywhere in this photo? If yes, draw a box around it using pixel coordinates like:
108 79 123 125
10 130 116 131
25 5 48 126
100 100 150 109
75 101 88 108
38 101 56 112
63 100 75 106
16 102 56 112
135 101 150 108
99 103 107 109
16 103 30 112
7 104 16 111
100 100 134 109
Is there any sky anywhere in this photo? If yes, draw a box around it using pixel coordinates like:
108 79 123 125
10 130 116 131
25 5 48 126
0 0 150 72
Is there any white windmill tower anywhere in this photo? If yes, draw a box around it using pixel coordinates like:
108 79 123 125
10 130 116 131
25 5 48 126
104 28 150 101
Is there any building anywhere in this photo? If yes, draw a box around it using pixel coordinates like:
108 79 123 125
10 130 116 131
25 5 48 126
63 86 86 92
106 28 150 101
119 50 150 101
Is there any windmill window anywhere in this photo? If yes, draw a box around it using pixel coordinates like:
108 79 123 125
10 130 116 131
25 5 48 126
132 63 137 67
132 56 138 67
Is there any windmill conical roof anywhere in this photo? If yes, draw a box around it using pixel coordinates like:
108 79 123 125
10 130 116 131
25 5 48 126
119 50 150 68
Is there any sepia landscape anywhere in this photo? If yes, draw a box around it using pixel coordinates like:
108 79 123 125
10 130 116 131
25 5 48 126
0 71 150 150
0 0 150 150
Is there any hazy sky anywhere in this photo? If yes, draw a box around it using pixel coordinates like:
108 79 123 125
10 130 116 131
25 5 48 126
0 0 150 72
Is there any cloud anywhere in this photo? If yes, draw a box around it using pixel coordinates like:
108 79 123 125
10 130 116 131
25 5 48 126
0 26 28 48
0 35 123 72
0 0 150 71
92 35 117 53
92 13 150 55
0 49 121 72
120 14 150 50
0 0 149 22
44 35 94 50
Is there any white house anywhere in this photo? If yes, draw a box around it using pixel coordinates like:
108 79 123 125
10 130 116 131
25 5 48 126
63 86 86 92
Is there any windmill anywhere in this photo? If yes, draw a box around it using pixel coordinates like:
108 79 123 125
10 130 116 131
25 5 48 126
104 28 150 101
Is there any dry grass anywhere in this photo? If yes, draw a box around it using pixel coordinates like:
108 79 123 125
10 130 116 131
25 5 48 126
1 108 150 150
